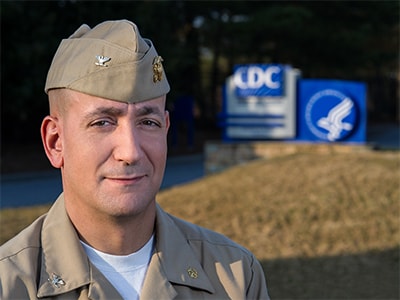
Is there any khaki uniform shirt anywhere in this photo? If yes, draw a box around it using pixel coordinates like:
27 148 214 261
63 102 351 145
0 194 269 299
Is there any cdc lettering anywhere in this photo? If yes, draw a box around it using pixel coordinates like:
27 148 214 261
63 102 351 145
233 65 282 90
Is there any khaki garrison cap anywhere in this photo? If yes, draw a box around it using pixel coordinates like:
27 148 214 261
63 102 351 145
45 19 170 103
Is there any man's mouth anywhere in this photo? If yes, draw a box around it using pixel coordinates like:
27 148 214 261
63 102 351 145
105 175 146 185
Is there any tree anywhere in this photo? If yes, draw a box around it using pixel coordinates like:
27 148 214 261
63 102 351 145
1 1 398 145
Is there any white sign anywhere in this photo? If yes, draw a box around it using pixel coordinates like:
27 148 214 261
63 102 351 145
222 65 300 140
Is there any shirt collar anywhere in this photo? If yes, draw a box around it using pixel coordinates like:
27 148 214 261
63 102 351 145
143 204 215 294
36 196 215 298
36 194 121 298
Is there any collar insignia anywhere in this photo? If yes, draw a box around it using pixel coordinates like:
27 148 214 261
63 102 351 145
48 273 66 288
95 55 111 67
152 56 164 83
187 267 198 279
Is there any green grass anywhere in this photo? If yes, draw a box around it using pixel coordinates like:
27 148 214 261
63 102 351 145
1 150 399 299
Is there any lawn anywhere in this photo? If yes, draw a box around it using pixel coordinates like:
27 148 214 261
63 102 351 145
1 150 399 299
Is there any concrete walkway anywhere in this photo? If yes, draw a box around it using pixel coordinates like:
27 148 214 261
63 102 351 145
366 123 400 150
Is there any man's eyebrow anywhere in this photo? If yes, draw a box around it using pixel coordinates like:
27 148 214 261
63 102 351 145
135 105 164 117
83 106 126 120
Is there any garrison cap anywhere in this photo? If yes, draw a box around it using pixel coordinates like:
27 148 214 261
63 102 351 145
45 20 170 103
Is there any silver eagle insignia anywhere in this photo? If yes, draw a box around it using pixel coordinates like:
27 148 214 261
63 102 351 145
95 55 111 67
48 273 66 288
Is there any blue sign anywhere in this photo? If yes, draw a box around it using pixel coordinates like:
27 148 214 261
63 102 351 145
297 80 366 143
233 64 284 97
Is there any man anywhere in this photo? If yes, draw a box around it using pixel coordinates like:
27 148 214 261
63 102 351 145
0 20 269 299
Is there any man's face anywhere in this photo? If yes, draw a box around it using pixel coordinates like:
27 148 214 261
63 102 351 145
53 90 169 219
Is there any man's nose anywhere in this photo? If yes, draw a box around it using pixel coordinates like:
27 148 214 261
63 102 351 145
113 124 143 165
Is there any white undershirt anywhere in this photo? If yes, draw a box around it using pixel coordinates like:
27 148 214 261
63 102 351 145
80 235 154 300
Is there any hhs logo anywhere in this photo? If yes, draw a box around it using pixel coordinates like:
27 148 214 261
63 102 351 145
305 89 358 141
233 64 284 97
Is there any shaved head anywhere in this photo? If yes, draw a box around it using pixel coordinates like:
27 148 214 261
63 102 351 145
48 89 73 117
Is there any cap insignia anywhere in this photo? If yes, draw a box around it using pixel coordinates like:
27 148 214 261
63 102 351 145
95 55 111 67
48 273 66 288
152 56 164 83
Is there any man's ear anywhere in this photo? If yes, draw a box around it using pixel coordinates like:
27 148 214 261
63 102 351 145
165 110 170 131
41 116 63 168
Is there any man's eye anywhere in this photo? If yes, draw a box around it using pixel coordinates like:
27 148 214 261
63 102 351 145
142 120 160 127
91 120 112 127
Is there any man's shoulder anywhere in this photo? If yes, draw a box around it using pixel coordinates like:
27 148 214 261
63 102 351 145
156 207 270 300
162 210 253 258
0 214 48 299
0 214 46 260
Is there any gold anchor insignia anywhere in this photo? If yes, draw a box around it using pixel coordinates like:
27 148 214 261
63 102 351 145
187 267 198 279
48 273 66 288
152 56 164 83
